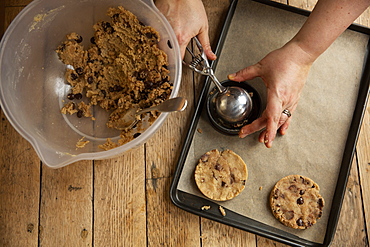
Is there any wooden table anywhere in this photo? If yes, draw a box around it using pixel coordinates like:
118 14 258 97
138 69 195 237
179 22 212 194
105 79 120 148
1 0 369 246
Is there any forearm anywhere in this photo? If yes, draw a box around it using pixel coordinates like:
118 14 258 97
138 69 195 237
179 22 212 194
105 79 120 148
290 0 370 63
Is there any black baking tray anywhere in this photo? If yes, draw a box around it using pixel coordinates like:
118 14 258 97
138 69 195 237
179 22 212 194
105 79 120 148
170 0 370 246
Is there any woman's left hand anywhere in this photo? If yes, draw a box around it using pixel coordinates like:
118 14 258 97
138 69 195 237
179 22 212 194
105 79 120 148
229 40 313 148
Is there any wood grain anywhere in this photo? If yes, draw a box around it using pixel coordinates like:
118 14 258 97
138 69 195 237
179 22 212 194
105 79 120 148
94 149 146 247
0 1 4 38
0 111 40 247
0 1 369 247
356 107 370 244
39 161 93 246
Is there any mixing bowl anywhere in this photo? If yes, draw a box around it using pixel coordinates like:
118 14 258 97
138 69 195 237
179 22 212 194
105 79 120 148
0 0 181 168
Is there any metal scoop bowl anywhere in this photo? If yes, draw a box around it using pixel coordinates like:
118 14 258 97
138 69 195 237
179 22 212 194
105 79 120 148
184 37 253 124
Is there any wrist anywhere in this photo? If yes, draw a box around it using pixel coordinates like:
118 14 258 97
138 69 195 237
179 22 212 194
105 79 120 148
282 39 317 67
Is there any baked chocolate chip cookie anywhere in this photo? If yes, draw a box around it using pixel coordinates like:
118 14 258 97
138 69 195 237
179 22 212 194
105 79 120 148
270 175 325 229
194 149 248 201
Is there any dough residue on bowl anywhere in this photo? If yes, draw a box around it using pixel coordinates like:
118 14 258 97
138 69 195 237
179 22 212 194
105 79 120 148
56 6 172 150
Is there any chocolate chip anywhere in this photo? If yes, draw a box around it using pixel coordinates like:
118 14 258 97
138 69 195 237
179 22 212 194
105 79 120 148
67 93 74 100
76 67 84 75
112 13 120 20
145 32 153 39
75 35 83 43
70 73 78 81
163 76 170 82
87 76 94 84
221 181 226 187
90 37 96 44
133 133 141 138
114 85 123 91
74 93 82 100
318 198 324 208
77 110 83 118
230 173 235 184
200 154 209 162
215 164 222 171
102 21 114 33
299 190 305 195
296 218 304 226
297 197 304 205
58 44 66 52
318 211 323 218
145 81 155 89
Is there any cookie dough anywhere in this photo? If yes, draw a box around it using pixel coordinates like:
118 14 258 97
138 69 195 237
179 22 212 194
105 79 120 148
56 6 171 149
194 149 248 201
270 175 325 229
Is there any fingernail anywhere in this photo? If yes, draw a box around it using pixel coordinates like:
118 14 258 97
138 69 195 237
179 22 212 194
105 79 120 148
228 73 236 80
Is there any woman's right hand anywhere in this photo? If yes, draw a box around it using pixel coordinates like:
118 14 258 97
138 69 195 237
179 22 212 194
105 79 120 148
155 0 216 60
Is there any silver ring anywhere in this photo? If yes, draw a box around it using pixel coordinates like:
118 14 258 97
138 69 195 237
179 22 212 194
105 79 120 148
282 109 292 118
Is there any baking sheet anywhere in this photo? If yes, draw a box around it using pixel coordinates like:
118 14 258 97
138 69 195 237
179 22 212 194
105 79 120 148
171 0 370 246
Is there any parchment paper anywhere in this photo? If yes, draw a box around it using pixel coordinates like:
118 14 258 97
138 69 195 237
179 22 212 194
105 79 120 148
177 0 369 244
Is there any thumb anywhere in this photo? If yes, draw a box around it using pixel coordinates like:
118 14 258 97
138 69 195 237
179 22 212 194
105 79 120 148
228 64 261 82
197 30 217 61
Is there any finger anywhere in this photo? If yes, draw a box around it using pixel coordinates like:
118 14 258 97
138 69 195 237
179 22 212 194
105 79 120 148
262 95 284 148
228 63 261 82
258 112 291 142
263 116 280 148
239 117 267 138
197 30 216 60
279 117 291 135
179 44 187 59
177 34 190 59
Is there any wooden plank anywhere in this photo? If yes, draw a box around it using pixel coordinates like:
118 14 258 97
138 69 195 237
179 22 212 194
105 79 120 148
4 7 23 30
93 149 147 247
288 0 317 11
332 158 368 246
146 174 200 246
5 0 32 7
0 111 41 247
357 107 370 243
145 29 200 247
0 0 4 38
144 1 221 246
39 162 93 246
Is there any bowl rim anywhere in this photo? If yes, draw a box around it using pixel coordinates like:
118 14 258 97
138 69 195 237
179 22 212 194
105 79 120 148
0 0 182 168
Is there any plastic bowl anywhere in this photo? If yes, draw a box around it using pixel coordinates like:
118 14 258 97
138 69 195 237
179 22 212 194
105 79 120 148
0 0 181 168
